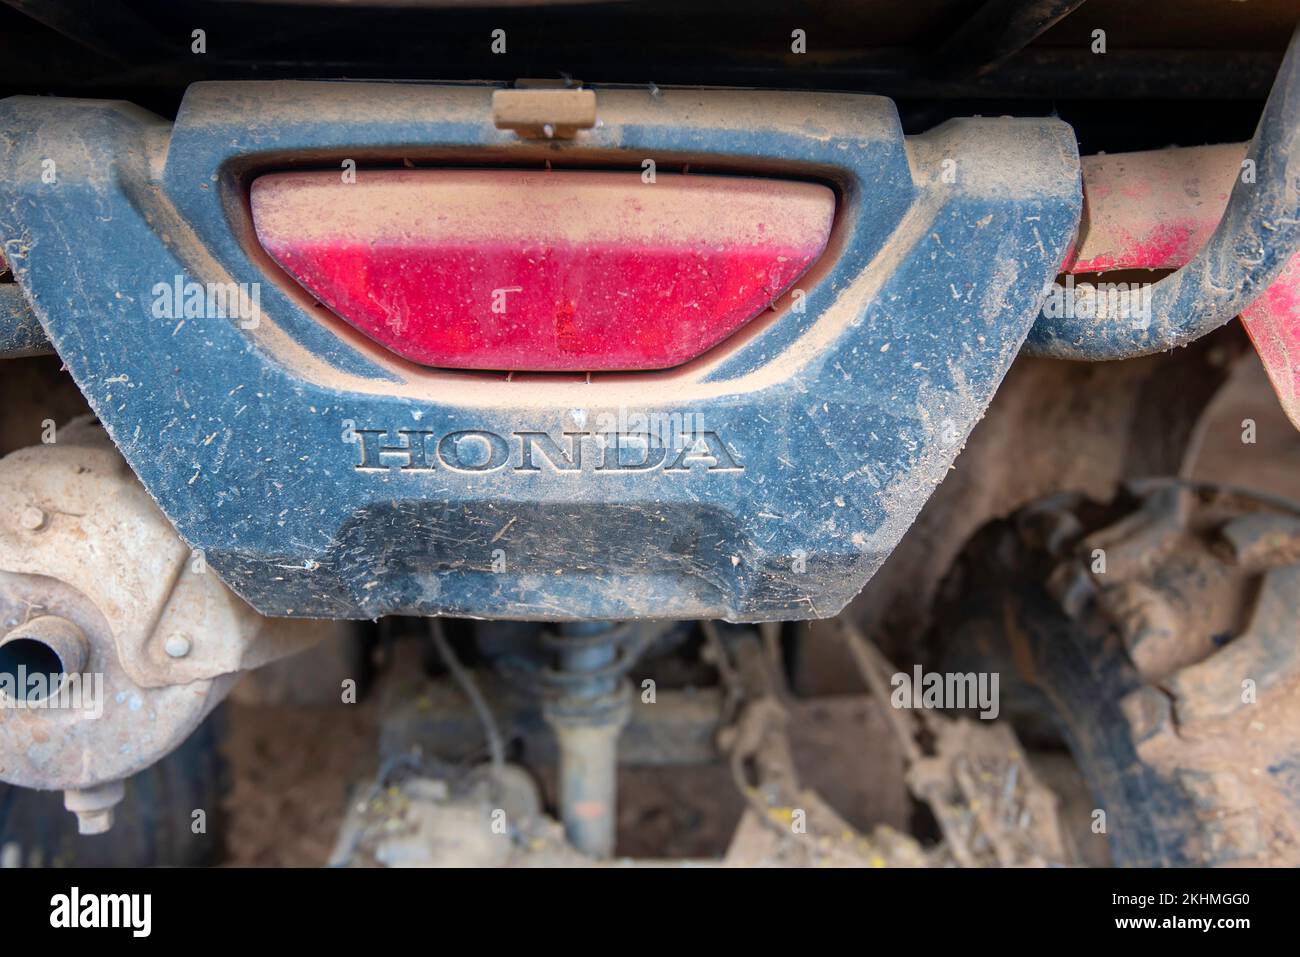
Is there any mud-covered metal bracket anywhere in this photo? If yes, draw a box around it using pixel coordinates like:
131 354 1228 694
0 82 1080 621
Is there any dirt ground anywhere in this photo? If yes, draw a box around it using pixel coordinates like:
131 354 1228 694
222 688 913 864
222 700 377 867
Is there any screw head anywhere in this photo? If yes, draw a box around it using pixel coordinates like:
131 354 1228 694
75 807 115 835
64 781 125 835
18 506 46 531
164 633 192 658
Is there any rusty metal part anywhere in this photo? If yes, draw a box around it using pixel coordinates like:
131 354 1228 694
0 419 322 689
0 615 87 702
0 418 325 829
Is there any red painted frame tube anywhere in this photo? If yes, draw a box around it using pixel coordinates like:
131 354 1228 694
1066 142 1300 428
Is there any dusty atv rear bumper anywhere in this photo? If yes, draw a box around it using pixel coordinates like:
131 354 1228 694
0 84 1081 620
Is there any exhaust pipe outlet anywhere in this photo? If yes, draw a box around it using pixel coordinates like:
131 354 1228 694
0 615 88 705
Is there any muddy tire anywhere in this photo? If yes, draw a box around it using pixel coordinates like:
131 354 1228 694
931 481 1300 866
0 709 228 867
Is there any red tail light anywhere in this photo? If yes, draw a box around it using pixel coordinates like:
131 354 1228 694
250 170 834 371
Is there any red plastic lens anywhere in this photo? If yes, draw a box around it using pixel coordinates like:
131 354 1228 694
250 170 834 371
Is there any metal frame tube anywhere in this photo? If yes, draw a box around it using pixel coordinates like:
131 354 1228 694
1026 23 1300 359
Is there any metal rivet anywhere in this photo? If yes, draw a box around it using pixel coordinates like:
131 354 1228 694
18 506 46 531
164 633 192 658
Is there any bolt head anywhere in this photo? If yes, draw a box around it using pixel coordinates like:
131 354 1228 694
164 633 192 658
18 506 46 531
75 808 114 836
63 781 124 835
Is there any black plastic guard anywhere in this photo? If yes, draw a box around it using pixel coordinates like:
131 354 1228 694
0 83 1080 620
